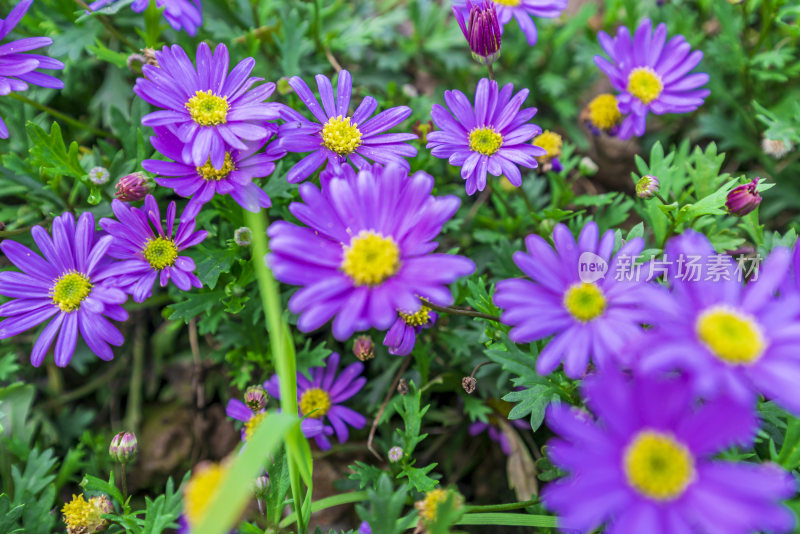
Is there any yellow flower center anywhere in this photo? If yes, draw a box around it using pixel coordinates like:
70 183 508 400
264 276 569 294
299 387 332 418
341 230 401 286
416 489 448 522
563 282 606 322
61 494 110 534
322 115 363 155
197 152 236 181
469 127 503 156
624 431 695 501
244 411 267 441
587 93 622 130
185 90 229 126
143 237 179 270
493 0 521 6
51 272 92 313
627 67 663 105
399 306 431 327
184 462 226 526
533 130 563 162
696 306 766 365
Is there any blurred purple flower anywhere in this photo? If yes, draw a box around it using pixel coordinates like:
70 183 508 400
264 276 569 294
143 127 284 221
134 42 280 167
267 164 474 340
427 78 545 195
225 398 330 442
99 195 207 303
264 353 366 450
543 369 796 534
275 69 417 183
469 416 529 455
594 19 709 139
88 0 202 36
0 212 128 366
0 0 65 138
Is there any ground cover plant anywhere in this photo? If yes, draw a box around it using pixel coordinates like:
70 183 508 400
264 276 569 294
2 0 800 533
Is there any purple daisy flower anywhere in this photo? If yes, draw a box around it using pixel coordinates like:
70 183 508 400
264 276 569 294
225 398 330 442
427 78 545 195
88 0 202 36
542 369 796 534
99 195 207 303
452 0 567 46
494 222 652 379
134 42 280 168
267 164 475 340
636 230 800 413
264 353 367 450
275 69 418 183
469 415 529 456
0 0 65 139
0 212 128 367
594 19 710 139
143 127 284 221
383 304 438 356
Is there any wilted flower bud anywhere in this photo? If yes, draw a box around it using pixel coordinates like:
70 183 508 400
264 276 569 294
93 495 114 516
453 0 502 66
88 166 110 185
762 136 791 159
636 175 659 199
397 378 409 395
726 177 762 216
353 335 375 361
245 385 268 412
109 431 137 464
115 172 150 202
234 226 253 246
388 446 404 462
462 376 477 394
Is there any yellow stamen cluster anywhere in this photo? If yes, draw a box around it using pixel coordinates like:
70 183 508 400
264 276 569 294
532 130 563 163
415 488 463 524
587 93 622 131
244 411 267 441
322 115 363 155
341 230 401 286
696 306 766 365
468 127 503 156
627 67 663 105
563 282 606 322
185 90 229 126
493 0 521 5
624 431 695 501
184 462 227 527
61 494 110 534
299 387 332 418
197 152 236 181
51 271 92 313
399 305 431 327
143 237 179 270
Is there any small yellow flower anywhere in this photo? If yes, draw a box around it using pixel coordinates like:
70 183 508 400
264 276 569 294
62 494 112 534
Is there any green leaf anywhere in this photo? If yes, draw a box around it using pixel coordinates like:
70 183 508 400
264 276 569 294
192 246 239 289
26 122 85 180
777 416 800 470
355 474 409 534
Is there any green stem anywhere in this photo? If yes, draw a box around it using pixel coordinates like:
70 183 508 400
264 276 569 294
279 491 368 528
120 465 128 501
245 209 309 534
124 317 145 433
487 63 495 81
8 93 113 138
420 298 500 322
456 512 558 527
465 498 539 513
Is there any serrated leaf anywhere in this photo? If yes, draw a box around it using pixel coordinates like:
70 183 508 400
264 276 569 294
26 122 84 180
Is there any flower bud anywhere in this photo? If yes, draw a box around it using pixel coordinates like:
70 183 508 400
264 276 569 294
109 431 137 464
762 136 790 159
636 175 659 199
88 166 110 185
115 172 150 202
234 226 253 247
578 157 599 177
353 335 375 361
244 385 268 412
388 446 404 462
462 376 477 394
277 77 292 95
397 378 409 395
726 177 762 216
453 0 502 66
